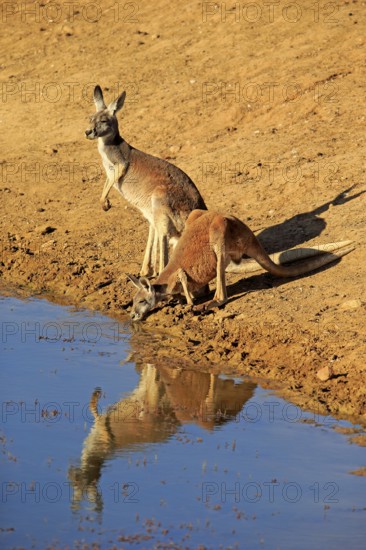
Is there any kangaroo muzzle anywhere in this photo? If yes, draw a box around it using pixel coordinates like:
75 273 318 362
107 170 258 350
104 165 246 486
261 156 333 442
85 128 96 139
130 310 143 322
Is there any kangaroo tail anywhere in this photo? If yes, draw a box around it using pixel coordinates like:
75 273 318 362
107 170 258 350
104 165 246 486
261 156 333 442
89 388 102 419
226 240 355 277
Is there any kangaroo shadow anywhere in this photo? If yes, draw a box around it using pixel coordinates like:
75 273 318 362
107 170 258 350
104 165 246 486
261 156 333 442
197 185 364 310
221 259 341 308
256 185 364 253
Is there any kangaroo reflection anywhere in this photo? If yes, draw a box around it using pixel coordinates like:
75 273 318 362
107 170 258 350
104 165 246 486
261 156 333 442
68 364 256 512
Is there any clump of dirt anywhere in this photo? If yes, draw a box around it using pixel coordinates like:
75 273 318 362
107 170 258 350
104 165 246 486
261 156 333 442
1 0 365 423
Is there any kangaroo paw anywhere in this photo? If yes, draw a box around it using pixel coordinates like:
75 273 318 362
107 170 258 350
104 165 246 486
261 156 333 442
101 198 111 211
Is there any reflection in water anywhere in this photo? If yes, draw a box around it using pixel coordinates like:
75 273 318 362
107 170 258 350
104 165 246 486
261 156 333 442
68 364 256 512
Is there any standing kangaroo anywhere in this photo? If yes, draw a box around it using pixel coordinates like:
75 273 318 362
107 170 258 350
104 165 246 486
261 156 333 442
128 209 354 320
85 85 206 276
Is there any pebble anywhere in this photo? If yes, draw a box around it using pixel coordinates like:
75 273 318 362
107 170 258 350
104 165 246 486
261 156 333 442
63 25 73 36
340 299 362 310
41 240 56 249
316 365 334 382
169 145 181 154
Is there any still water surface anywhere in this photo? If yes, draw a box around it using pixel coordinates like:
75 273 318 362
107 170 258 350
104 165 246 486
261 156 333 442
1 295 365 549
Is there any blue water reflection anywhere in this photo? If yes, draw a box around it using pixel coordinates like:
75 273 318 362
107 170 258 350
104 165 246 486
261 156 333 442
1 296 365 549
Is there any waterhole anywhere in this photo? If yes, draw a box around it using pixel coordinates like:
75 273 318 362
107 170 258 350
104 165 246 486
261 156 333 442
1 295 365 549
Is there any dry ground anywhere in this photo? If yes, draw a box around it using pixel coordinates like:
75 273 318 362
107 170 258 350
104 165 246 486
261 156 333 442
1 0 366 421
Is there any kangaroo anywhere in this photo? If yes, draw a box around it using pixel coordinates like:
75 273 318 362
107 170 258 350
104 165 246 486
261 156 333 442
85 85 207 276
128 209 354 320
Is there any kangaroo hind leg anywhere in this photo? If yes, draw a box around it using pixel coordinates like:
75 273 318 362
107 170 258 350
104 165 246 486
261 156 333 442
140 223 156 277
209 215 228 306
152 187 171 274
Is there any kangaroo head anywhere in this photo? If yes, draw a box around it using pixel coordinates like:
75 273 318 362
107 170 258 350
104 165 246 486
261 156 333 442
85 85 126 141
127 274 157 321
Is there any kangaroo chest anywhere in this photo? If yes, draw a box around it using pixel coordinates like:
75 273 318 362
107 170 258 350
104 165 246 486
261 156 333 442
97 140 152 219
98 139 131 194
98 140 126 176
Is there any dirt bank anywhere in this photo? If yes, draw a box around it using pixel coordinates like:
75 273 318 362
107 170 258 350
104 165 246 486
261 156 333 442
1 0 365 422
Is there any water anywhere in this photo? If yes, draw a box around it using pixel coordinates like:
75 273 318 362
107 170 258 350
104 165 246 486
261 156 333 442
1 295 365 549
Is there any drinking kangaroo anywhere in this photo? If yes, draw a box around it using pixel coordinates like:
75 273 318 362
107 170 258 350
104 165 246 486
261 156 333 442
128 210 354 321
85 85 206 276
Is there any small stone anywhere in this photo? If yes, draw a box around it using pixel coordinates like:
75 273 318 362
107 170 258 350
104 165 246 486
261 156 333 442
316 365 334 382
340 299 362 310
169 145 181 154
41 239 56 249
36 208 45 213
63 25 73 36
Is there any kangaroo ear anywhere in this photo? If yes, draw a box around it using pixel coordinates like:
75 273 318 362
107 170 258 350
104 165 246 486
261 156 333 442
139 277 152 292
94 85 106 111
126 273 142 289
108 91 126 115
